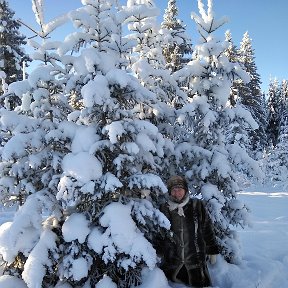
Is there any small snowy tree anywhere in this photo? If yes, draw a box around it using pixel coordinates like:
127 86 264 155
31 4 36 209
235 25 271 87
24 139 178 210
238 32 266 157
266 78 281 147
124 0 186 180
224 30 239 107
0 1 171 287
125 0 178 106
0 0 31 98
224 30 252 149
0 0 71 207
265 118 288 188
160 0 193 72
265 81 288 188
278 79 288 132
172 0 260 263
0 1 76 286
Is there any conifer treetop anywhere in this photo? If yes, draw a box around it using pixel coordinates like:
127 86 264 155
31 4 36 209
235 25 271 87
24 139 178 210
191 0 228 37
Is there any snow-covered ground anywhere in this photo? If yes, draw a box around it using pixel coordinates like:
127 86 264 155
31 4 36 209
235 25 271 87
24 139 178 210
209 186 288 288
0 185 288 288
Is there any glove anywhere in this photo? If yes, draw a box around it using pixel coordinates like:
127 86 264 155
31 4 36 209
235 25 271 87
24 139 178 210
208 254 217 265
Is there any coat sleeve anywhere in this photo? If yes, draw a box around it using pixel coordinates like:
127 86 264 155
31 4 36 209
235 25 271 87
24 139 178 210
152 203 172 259
199 200 220 255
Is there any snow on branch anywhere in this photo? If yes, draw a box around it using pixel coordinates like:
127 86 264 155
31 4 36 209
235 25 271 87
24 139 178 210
191 0 229 35
198 0 214 22
18 0 70 39
42 14 70 37
32 0 45 29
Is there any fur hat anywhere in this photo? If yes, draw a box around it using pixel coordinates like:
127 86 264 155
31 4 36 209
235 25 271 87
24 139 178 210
167 175 188 194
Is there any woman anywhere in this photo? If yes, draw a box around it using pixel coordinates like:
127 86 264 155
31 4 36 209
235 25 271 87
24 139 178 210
157 175 219 287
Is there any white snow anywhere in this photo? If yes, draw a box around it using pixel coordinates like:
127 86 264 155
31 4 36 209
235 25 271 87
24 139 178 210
1 185 288 287
88 202 157 270
62 213 90 244
31 0 70 38
95 275 117 288
81 75 110 107
0 222 14 263
103 121 126 144
28 66 54 88
70 257 89 281
136 132 157 153
7 80 30 98
0 196 42 264
61 152 103 183
21 92 32 111
138 267 170 288
22 228 57 288
209 187 288 288
31 0 45 28
71 125 99 154
0 275 27 288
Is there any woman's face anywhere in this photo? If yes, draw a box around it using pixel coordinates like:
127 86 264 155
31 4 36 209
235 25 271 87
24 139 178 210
170 186 186 201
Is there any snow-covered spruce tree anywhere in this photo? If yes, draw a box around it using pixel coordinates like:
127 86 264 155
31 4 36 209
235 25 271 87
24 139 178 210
224 30 238 63
160 0 193 72
0 0 71 206
266 77 281 147
225 30 265 157
125 0 176 106
0 0 79 286
278 79 288 131
57 2 172 286
124 0 186 180
0 34 66 288
0 0 31 95
172 0 260 263
224 30 254 156
224 30 239 107
264 80 288 188
0 1 171 287
238 31 266 158
265 117 288 188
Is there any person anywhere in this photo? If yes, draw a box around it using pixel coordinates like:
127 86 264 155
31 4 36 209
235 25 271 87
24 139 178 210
156 175 219 287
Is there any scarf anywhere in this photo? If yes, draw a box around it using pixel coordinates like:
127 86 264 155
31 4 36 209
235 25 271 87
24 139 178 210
168 194 190 217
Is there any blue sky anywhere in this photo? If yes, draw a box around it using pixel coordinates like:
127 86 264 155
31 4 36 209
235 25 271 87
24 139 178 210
8 0 288 92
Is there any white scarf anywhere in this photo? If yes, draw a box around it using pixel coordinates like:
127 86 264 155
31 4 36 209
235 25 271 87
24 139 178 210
168 194 190 217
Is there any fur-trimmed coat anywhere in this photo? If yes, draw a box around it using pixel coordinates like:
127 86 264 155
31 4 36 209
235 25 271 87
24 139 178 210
156 197 219 287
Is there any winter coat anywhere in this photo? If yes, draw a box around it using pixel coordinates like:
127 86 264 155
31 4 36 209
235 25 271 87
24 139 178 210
156 197 219 287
